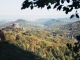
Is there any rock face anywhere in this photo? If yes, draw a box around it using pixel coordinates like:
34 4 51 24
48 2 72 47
0 30 5 41
12 23 20 28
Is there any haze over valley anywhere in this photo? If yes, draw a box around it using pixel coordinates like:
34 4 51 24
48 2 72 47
0 17 80 37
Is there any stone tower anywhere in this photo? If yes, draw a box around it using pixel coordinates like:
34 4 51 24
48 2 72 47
12 23 20 28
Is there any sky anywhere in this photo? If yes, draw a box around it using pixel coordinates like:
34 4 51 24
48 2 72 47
0 0 80 21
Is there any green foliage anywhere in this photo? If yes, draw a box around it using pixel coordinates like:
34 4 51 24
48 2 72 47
4 32 16 41
58 21 80 38
66 35 80 60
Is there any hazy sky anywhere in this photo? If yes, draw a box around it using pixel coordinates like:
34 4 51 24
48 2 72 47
0 0 80 21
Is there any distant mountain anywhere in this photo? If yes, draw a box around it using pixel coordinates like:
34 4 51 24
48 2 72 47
57 17 80 22
34 18 69 27
34 18 53 24
15 19 27 22
43 19 68 27
0 19 45 30
0 18 79 30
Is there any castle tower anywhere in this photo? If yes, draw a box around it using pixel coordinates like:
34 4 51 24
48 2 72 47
12 23 20 28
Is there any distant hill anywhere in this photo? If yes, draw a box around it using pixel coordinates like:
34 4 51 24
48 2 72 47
34 18 53 24
59 21 80 37
0 19 45 30
34 18 69 27
57 17 80 22
0 18 79 30
43 19 68 27
0 18 68 30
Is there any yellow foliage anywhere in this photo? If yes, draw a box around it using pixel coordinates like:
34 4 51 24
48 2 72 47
2 30 7 34
26 44 30 49
5 33 16 41
16 33 25 40
30 35 37 41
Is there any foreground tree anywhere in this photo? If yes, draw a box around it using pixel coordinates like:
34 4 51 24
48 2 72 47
66 35 80 60
21 0 80 18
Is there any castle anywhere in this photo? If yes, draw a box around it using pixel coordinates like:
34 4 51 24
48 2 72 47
12 23 20 28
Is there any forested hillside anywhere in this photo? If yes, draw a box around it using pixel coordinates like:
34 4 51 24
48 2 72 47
0 26 76 60
59 21 80 37
0 19 80 60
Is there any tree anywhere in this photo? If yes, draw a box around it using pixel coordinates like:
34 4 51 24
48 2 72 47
66 35 80 60
21 0 80 18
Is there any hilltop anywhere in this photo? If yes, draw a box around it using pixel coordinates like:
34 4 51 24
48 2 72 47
0 19 45 30
34 18 69 27
56 20 80 38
